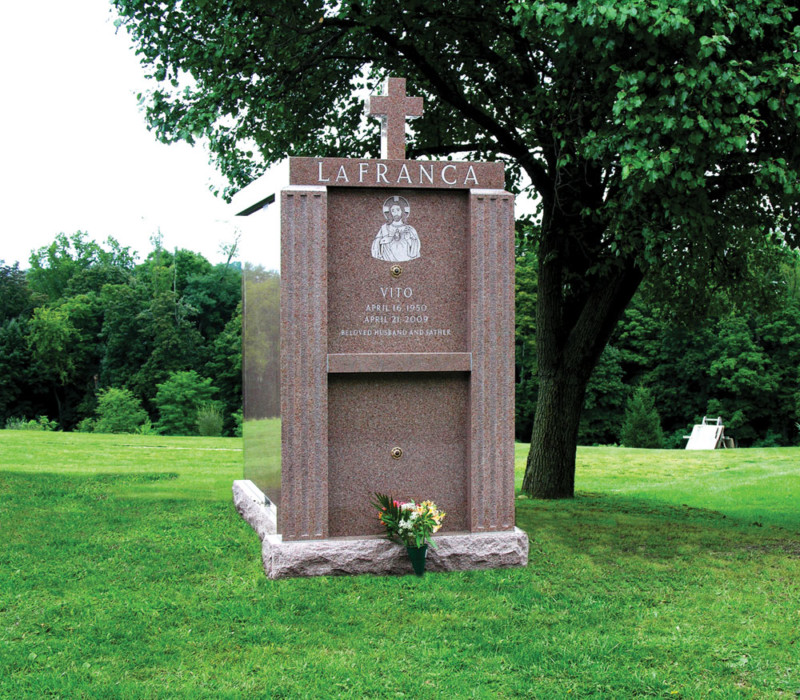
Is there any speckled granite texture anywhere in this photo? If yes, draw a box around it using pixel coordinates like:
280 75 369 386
326 188 469 356
327 372 469 536
467 191 516 531
232 480 277 540
239 84 523 574
235 482 529 580
367 77 423 160
279 186 329 540
261 527 530 580
289 157 504 190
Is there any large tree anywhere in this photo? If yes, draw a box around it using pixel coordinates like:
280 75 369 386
28 232 135 302
113 0 800 496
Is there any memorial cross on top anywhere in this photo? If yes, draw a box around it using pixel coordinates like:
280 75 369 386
367 77 424 160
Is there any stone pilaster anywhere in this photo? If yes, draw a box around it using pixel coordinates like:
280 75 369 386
467 190 516 531
280 186 329 540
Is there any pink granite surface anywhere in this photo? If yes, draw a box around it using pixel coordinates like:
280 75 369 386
232 480 277 539
280 187 329 540
244 78 521 577
327 372 469 537
261 528 529 579
326 188 469 355
467 191 517 532
367 77 423 160
235 481 529 580
274 127 516 554
327 352 471 373
276 185 516 543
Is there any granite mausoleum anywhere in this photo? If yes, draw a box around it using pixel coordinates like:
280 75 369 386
232 78 528 578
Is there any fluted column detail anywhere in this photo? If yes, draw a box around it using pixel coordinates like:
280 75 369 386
280 186 328 540
468 190 516 531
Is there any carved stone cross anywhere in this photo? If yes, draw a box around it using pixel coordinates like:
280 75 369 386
367 77 424 160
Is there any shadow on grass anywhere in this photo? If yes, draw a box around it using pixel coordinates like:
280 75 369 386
515 490 800 567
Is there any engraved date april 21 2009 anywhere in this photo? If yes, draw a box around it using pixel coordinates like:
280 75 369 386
363 305 429 325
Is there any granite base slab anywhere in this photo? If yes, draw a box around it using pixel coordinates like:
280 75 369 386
232 479 277 539
233 480 529 579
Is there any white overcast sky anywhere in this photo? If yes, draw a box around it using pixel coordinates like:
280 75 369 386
0 1 256 269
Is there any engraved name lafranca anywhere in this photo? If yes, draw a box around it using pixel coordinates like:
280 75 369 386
315 160 480 186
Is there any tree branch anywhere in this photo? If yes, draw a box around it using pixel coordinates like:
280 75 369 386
353 16 551 196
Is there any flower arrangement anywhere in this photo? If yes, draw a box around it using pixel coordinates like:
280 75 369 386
372 493 446 549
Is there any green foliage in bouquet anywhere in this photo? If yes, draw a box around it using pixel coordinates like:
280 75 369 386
372 493 445 549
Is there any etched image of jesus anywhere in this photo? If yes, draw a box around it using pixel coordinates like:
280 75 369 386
371 195 421 262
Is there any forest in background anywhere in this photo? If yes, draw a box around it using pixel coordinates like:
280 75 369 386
517 241 800 448
2 231 800 446
0 232 241 437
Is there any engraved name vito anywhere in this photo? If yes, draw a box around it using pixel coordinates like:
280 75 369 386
371 195 421 262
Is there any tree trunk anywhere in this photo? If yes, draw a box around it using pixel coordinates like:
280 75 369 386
53 385 63 428
521 369 588 498
521 212 644 498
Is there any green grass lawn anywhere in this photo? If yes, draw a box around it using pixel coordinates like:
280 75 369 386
516 444 800 531
2 431 798 698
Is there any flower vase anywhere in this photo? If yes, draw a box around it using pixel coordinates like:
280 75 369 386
406 544 428 576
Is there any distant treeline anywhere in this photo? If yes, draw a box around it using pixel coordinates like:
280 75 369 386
3 231 800 445
1 232 241 436
516 249 800 448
